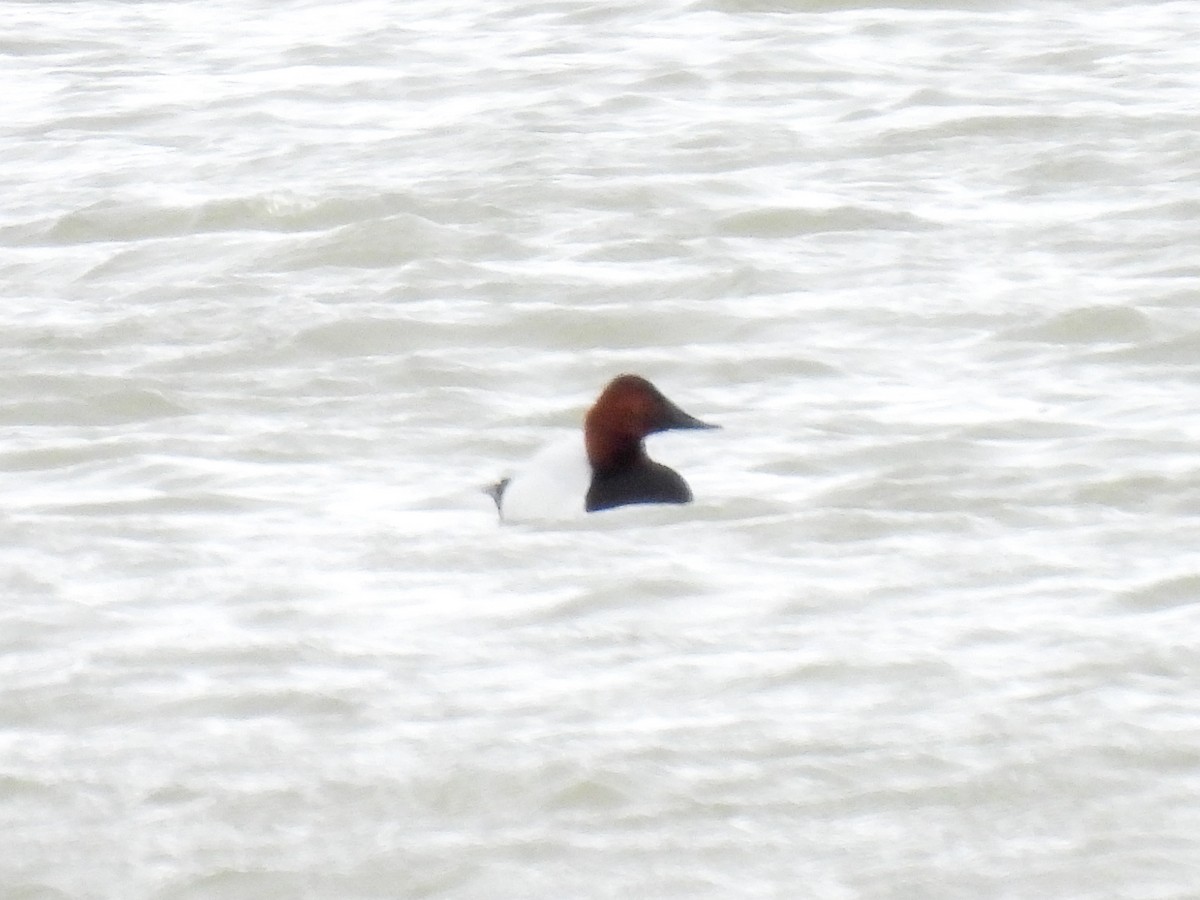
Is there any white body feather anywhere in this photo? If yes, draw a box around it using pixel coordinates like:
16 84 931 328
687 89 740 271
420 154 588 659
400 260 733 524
499 434 593 522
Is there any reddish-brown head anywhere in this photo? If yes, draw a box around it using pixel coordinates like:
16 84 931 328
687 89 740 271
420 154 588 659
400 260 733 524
584 374 717 473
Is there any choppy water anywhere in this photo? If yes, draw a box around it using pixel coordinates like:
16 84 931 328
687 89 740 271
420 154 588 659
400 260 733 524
4 1 1200 897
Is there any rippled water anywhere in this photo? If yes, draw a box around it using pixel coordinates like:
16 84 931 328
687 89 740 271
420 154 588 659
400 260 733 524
4 1 1200 897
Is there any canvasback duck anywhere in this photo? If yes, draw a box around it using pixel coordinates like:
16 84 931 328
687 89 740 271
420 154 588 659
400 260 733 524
486 374 718 521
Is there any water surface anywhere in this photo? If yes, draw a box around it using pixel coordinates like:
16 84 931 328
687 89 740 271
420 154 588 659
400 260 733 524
3 1 1200 897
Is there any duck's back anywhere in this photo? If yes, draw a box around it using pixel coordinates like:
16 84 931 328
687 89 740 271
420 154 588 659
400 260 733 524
497 434 592 521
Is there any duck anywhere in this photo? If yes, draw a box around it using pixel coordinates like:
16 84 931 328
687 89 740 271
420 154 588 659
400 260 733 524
486 374 718 522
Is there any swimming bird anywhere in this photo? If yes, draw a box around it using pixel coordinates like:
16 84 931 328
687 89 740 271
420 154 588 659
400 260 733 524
487 374 718 521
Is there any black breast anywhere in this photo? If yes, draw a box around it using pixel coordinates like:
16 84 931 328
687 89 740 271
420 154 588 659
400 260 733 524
585 459 693 513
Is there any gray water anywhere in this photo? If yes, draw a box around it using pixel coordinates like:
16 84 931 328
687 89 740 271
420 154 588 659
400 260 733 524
3 1 1200 897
